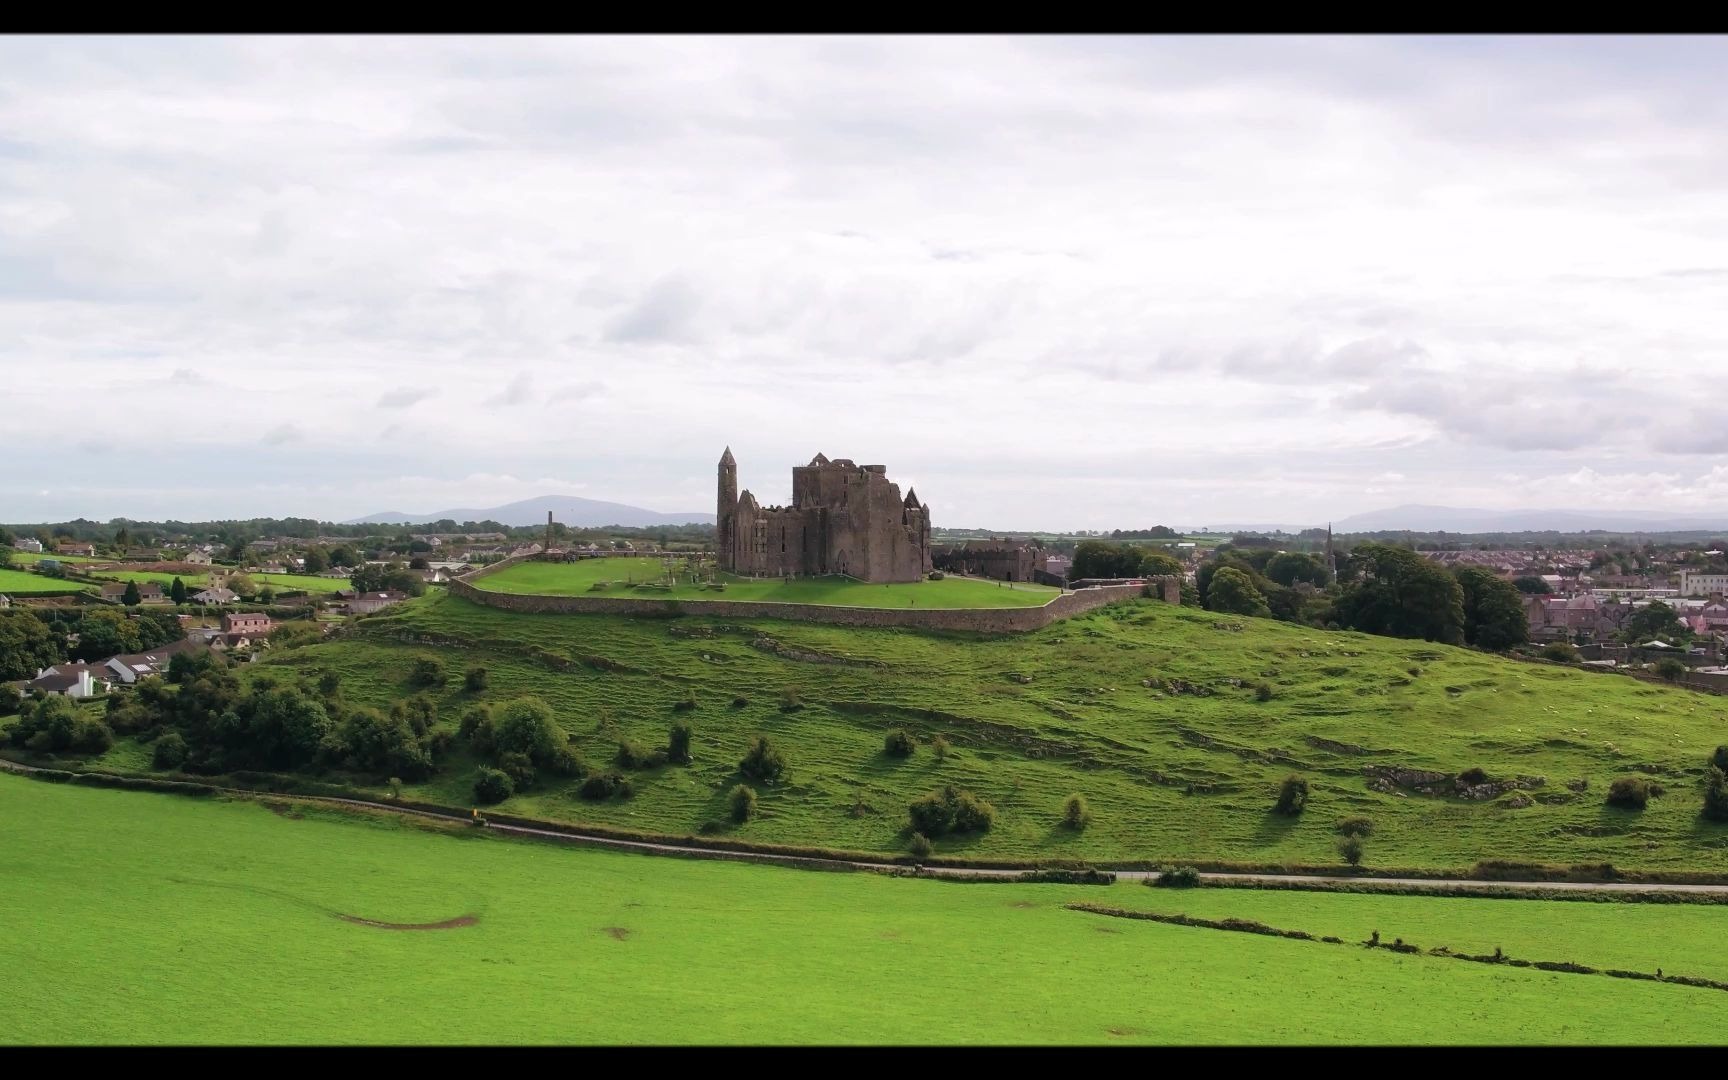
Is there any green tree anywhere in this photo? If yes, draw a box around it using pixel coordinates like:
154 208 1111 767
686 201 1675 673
1265 551 1330 588
121 580 142 607
1453 566 1529 651
0 610 64 681
329 545 358 568
258 584 275 605
226 573 257 599
1332 543 1465 645
729 783 758 823
1623 601 1688 645
493 697 563 764
169 577 189 605
301 546 329 573
1207 567 1272 617
1512 576 1551 595
740 735 787 783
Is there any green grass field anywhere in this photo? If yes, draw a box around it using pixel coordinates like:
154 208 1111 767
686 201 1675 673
8 552 104 566
0 567 91 594
474 557 1058 608
152 590 1728 871
4 775 1723 1045
85 568 349 594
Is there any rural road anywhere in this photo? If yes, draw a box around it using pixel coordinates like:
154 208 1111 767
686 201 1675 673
6 756 1727 896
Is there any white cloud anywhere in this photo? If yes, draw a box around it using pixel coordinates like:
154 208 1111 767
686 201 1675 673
1 36 1726 526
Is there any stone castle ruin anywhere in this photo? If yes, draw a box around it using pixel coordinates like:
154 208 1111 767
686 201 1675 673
716 447 933 583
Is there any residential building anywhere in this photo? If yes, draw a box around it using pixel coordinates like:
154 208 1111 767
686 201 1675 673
1678 571 1728 597
346 590 408 614
99 581 167 605
13 537 43 553
25 664 108 699
184 550 213 566
102 638 204 685
222 612 272 635
192 587 239 605
56 542 96 557
0 595 9 609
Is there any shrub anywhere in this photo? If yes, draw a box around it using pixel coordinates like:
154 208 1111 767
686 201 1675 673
409 655 446 688
1339 835 1365 866
152 731 188 770
908 785 996 836
1254 683 1273 702
1540 643 1579 663
497 751 537 789
673 694 697 712
908 831 934 858
0 685 21 717
739 735 787 783
1273 774 1309 816
883 728 916 758
460 706 496 756
930 734 950 760
1713 746 1728 774
577 770 630 801
730 696 749 708
927 570 945 580
464 666 489 692
1606 776 1651 810
1705 768 1728 824
547 744 585 777
105 701 153 736
69 717 112 755
472 766 513 804
1154 865 1202 888
778 686 803 712
1457 766 1489 786
1335 816 1374 838
494 697 562 764
425 728 454 759
1062 793 1091 831
729 783 758 823
667 720 693 765
616 739 668 770
1655 657 1688 682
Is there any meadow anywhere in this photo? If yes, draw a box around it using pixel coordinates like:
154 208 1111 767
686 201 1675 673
474 557 1058 608
84 568 350 594
160 590 1728 872
0 567 91 594
4 774 1724 1045
8 552 103 566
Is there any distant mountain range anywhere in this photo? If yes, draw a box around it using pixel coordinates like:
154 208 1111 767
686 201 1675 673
346 495 714 529
1332 504 1728 534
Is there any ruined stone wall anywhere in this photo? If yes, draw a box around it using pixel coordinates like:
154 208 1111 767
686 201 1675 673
451 559 1171 632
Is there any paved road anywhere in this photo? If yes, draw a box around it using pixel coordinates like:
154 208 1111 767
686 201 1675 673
7 756 1727 895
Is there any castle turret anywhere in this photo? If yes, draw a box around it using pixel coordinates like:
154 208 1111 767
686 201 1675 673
718 447 738 570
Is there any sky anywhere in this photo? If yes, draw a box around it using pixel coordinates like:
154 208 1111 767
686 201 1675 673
3 35 1727 531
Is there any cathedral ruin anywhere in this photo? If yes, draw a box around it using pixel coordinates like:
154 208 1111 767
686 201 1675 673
716 448 933 583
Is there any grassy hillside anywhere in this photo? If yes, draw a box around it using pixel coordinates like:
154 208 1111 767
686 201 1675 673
476 557 1057 608
86 568 349 594
0 568 89 594
4 775 1723 1045
168 590 1728 871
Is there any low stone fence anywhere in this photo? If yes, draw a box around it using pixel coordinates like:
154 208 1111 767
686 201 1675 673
451 554 1174 632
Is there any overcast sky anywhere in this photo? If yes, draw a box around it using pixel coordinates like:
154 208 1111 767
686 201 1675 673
3 35 1727 530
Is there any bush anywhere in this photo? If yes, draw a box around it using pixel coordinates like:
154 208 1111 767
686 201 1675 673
1154 865 1202 888
1339 835 1365 866
883 728 916 758
1062 793 1091 831
1335 816 1374 838
0 685 20 717
69 717 112 754
472 766 513 805
409 655 447 688
1540 642 1579 663
931 734 950 761
1705 768 1728 824
667 721 693 765
673 694 697 712
464 666 489 692
1655 657 1688 682
1457 767 1488 786
908 831 934 858
497 751 537 789
1606 776 1651 810
1713 746 1728 774
425 729 454 759
460 705 496 756
1273 774 1309 816
739 735 787 783
729 783 758 823
731 696 749 708
494 697 563 764
907 785 996 836
927 570 945 580
778 686 803 712
152 731 188 770
577 770 631 801
547 744 585 777
616 739 668 770
1254 683 1273 702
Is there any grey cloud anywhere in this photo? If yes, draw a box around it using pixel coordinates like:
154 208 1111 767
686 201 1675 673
378 386 437 409
262 424 304 446
605 278 703 344
550 380 605 403
484 373 533 408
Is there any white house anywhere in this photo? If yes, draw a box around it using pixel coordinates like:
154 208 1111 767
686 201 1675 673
192 587 239 605
1678 571 1728 597
26 664 108 699
0 595 10 609
13 537 43 553
184 550 213 566
102 639 204 685
347 590 408 614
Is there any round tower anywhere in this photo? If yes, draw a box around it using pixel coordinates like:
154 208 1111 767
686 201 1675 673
717 446 738 570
